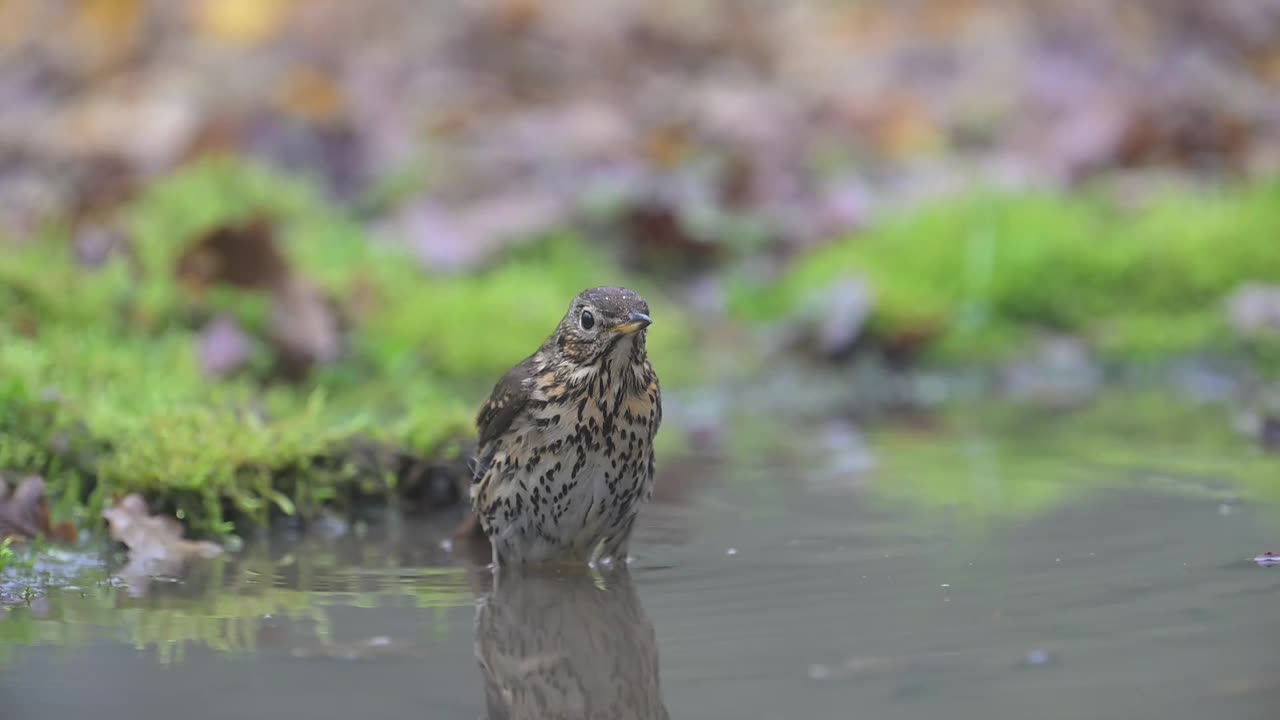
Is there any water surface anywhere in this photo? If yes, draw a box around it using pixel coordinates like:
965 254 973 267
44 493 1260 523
2 410 1277 720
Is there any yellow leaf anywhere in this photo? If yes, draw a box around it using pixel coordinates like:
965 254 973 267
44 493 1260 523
197 0 289 46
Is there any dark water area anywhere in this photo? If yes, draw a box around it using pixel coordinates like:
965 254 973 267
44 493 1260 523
2 403 1278 720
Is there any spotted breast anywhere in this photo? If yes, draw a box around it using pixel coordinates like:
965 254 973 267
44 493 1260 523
471 287 662 566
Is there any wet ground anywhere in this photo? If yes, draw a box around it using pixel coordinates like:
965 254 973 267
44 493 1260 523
2 406 1278 720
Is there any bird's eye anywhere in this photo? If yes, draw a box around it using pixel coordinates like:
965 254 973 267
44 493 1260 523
580 309 595 330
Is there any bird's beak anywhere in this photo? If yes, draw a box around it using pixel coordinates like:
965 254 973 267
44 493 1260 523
612 312 652 335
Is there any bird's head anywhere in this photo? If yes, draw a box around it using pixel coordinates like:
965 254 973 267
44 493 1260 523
551 286 652 364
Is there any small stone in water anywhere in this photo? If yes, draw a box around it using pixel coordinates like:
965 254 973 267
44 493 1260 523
1021 649 1054 667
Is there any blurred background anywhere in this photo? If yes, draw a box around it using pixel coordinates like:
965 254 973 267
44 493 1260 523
2 0 1280 527
3 2 1280 718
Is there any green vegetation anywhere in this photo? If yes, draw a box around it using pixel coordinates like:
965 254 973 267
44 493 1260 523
0 539 38 605
715 387 1279 535
0 539 15 575
0 158 697 534
734 181 1280 363
0 541 473 664
6 156 1279 537
862 391 1280 529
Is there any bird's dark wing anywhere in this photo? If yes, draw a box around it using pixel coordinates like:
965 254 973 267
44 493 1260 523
476 356 536 448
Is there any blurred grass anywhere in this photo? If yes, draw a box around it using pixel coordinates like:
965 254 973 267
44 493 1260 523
733 181 1280 363
6 156 1280 535
0 158 697 534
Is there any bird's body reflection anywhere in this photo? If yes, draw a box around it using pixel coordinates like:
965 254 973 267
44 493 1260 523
473 566 670 720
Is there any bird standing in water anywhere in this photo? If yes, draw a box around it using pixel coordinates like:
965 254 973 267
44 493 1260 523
471 287 662 566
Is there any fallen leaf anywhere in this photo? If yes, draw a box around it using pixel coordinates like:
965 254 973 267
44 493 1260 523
0 476 77 544
102 494 223 578
176 215 290 293
639 122 694 169
268 274 345 377
73 0 144 71
177 215 345 378
275 64 344 124
615 199 724 276
0 476 45 541
70 155 139 223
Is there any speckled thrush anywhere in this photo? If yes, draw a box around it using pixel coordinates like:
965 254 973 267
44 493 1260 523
471 287 662 566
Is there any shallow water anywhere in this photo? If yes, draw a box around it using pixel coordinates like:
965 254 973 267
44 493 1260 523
2 410 1278 720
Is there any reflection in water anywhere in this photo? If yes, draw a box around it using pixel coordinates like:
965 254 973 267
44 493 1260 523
473 567 670 720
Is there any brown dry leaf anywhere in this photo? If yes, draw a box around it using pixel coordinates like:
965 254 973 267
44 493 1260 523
73 0 144 70
102 494 223 570
179 115 247 166
616 200 723 276
176 215 290 293
0 476 77 544
76 0 141 36
276 65 344 124
178 215 345 378
880 322 947 370
268 274 345 377
71 156 139 223
640 123 695 169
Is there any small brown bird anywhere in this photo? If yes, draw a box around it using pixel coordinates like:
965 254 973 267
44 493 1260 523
471 287 662 566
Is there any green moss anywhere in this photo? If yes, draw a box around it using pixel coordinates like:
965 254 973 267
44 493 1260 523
0 157 698 534
735 181 1280 362
0 540 14 575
